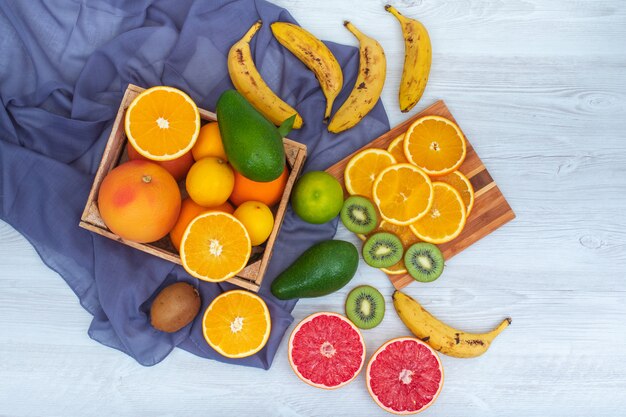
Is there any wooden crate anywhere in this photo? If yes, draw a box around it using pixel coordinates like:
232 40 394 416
327 100 515 289
80 84 307 292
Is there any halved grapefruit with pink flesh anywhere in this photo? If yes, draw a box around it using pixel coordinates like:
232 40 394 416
288 312 366 389
366 337 444 414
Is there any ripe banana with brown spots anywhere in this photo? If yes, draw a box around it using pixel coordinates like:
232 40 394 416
271 22 343 122
385 5 432 113
327 21 386 134
228 21 303 129
392 290 511 358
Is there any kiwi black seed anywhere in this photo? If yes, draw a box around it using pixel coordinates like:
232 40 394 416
150 282 201 333
362 232 403 268
345 285 385 329
340 196 378 234
404 242 444 282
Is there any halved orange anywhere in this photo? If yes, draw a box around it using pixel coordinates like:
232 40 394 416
410 182 467 244
344 149 396 198
180 212 251 282
437 170 475 217
404 115 466 176
372 163 433 226
377 221 420 275
125 86 200 161
202 290 271 358
386 133 408 163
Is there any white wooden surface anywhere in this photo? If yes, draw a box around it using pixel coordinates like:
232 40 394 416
2 1 626 415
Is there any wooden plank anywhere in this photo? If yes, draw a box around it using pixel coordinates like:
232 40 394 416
326 100 515 289
79 84 307 292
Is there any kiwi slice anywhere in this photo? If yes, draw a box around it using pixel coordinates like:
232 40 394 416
340 196 378 234
345 285 385 329
362 232 403 268
404 242 444 282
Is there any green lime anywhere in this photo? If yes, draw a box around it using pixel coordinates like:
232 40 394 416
291 171 344 224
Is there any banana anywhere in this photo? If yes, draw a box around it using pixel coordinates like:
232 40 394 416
328 21 386 134
271 22 343 121
228 21 303 129
392 290 511 358
385 5 432 113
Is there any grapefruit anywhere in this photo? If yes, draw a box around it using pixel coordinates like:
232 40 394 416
126 142 194 182
366 337 444 415
288 312 365 390
97 160 181 243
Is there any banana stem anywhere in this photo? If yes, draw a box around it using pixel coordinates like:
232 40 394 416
343 21 365 41
242 20 262 43
486 318 512 341
384 4 406 22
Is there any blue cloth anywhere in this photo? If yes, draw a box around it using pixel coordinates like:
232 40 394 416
0 0 389 368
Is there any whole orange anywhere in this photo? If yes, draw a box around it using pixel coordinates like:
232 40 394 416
192 122 227 161
169 198 235 251
126 142 194 182
230 166 289 207
98 160 181 243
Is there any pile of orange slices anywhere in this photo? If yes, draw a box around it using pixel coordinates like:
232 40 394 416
344 115 475 257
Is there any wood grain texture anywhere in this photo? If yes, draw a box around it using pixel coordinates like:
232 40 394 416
79 84 307 292
2 0 626 416
326 100 516 289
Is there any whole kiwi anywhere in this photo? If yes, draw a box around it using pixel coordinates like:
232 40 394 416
150 282 201 333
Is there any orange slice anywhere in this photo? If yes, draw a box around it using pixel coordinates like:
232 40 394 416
404 115 466 176
386 133 408 163
373 163 433 226
437 170 475 217
125 86 200 161
410 182 467 244
376 221 420 275
202 290 271 358
180 212 251 282
344 149 396 198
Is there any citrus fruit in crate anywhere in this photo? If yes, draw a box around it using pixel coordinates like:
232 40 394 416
386 133 408 163
437 170 475 217
169 198 234 251
192 122 228 161
97 160 181 243
229 166 289 207
344 148 396 198
410 182 467 244
125 86 200 161
288 312 365 389
202 290 271 358
185 157 234 207
372 163 433 226
366 337 444 414
291 171 343 224
180 212 251 282
126 142 194 182
404 115 466 177
233 201 274 246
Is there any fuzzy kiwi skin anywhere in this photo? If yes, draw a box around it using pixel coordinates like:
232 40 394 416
150 282 201 333
345 285 385 329
362 232 403 268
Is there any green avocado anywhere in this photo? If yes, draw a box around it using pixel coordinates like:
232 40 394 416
216 90 293 182
271 240 359 300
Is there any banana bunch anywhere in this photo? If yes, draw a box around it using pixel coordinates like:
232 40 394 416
226 6 432 133
393 290 511 358
228 21 303 129
385 5 432 113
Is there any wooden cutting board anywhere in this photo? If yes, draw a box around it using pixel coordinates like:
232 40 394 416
326 100 515 289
